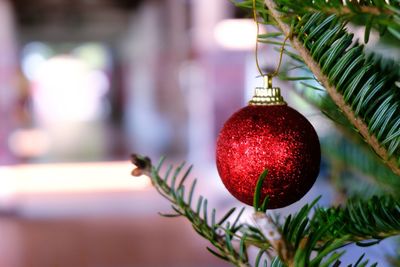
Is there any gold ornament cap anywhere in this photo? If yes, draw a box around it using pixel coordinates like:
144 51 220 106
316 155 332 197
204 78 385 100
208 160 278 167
248 76 287 106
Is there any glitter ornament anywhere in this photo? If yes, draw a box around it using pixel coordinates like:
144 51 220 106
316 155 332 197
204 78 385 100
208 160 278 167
216 77 320 209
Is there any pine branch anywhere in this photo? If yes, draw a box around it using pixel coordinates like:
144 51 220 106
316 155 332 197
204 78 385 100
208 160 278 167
311 196 400 243
261 0 400 176
230 0 398 19
291 80 400 195
131 154 254 266
273 0 397 16
269 0 400 42
131 155 400 266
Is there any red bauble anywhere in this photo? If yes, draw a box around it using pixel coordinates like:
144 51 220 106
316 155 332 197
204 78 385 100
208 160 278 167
216 105 320 209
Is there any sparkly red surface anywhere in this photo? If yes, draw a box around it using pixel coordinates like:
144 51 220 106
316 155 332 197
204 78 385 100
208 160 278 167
216 105 321 209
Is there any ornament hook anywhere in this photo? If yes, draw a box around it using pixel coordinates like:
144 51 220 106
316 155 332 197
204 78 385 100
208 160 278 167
264 75 273 89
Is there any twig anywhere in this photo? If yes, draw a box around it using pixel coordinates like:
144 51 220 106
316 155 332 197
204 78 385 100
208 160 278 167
325 5 393 16
253 212 294 266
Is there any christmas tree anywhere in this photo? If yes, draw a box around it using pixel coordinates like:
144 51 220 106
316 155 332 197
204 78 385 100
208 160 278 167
132 0 400 266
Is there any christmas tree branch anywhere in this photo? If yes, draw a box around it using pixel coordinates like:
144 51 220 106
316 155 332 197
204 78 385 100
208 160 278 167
311 196 400 243
131 154 255 266
293 81 400 195
233 0 399 41
266 0 399 42
131 154 400 266
260 0 400 176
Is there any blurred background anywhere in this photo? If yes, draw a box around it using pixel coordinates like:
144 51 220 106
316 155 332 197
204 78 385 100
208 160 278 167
0 0 397 266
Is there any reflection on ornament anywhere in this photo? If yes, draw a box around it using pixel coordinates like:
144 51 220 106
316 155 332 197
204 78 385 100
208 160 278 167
216 77 320 209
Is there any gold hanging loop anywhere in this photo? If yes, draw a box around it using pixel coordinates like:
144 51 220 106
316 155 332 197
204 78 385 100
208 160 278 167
252 0 289 78
253 0 264 77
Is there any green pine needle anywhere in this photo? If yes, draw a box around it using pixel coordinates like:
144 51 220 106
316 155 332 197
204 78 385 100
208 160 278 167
131 155 400 266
